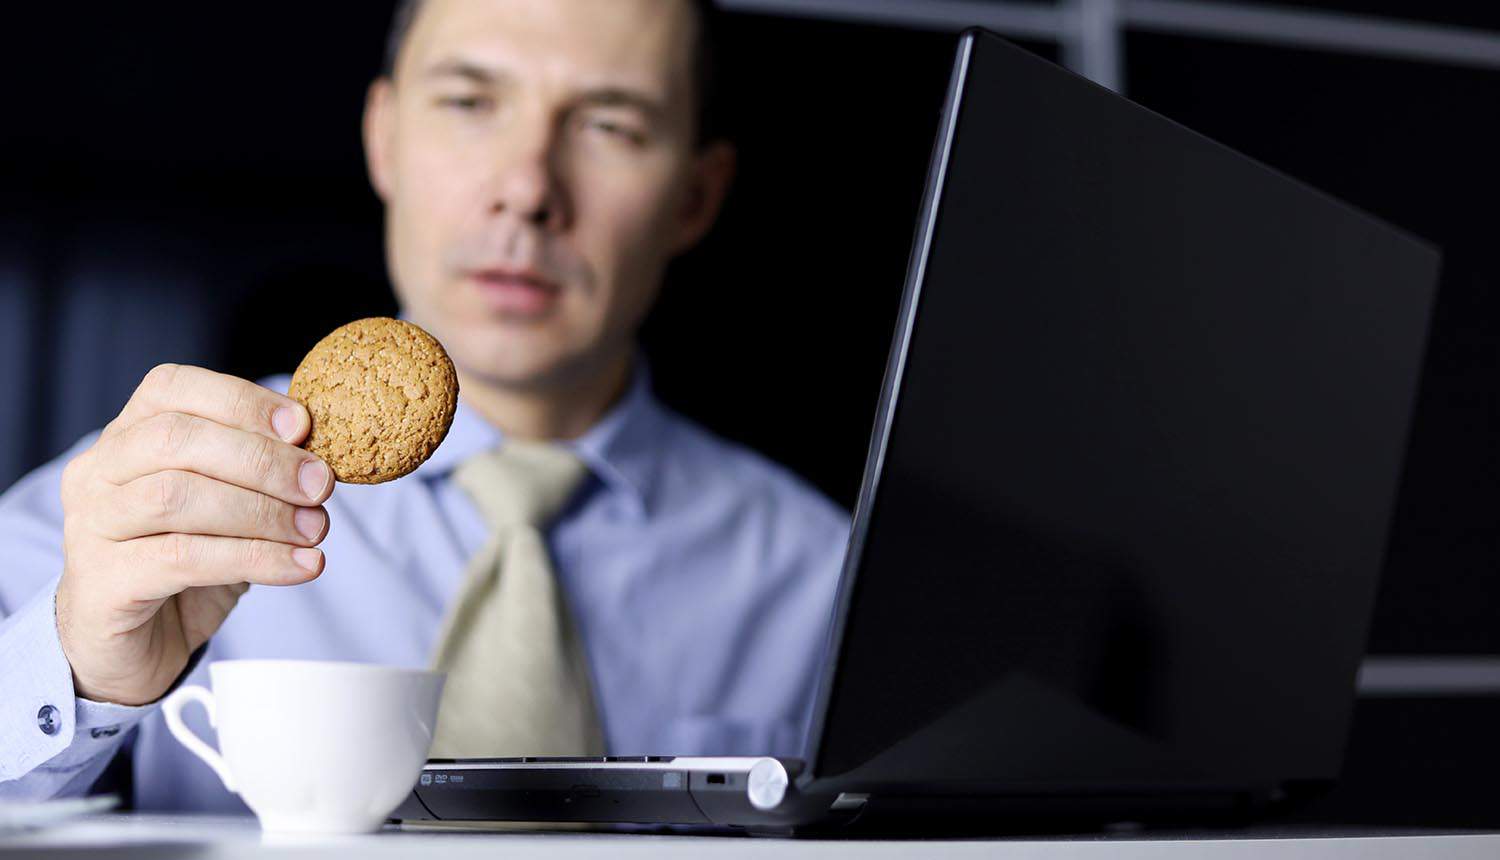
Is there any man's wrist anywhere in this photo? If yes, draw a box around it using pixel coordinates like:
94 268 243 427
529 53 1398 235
67 643 211 708
0 576 185 783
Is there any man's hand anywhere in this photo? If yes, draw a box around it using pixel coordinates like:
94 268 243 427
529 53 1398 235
56 364 334 706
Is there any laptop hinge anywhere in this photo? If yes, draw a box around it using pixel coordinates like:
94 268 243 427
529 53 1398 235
830 792 869 812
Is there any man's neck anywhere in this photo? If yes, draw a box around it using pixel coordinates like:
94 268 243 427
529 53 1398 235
456 354 634 442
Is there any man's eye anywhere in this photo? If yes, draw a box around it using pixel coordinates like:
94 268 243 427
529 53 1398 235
587 119 645 144
437 96 491 111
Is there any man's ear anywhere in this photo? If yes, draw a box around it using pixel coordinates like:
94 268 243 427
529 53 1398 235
668 140 737 255
363 77 396 203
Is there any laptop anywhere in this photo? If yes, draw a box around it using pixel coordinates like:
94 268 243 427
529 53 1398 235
392 28 1441 834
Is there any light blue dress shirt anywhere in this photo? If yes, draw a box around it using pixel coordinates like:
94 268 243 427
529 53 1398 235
0 367 849 812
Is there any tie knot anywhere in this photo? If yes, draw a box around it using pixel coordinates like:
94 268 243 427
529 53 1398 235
454 440 589 530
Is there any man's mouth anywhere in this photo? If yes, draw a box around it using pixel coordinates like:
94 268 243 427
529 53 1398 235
467 268 562 317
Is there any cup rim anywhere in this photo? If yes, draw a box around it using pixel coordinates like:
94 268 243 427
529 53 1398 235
208 659 440 680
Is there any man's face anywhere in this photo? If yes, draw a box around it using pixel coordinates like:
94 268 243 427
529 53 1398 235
364 0 733 394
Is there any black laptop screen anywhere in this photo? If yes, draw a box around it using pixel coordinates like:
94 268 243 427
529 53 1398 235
810 31 1439 792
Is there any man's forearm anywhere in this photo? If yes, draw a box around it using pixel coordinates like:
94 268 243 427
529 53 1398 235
0 577 151 799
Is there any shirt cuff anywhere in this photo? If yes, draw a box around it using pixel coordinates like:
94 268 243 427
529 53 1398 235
0 577 153 781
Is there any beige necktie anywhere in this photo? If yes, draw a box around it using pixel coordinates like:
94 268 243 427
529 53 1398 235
428 440 603 758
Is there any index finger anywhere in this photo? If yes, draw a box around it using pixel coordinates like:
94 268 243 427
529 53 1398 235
110 364 309 444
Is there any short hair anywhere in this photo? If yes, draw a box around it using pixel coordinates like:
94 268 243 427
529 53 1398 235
380 0 725 146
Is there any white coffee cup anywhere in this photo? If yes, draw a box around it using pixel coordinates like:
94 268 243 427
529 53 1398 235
163 659 444 834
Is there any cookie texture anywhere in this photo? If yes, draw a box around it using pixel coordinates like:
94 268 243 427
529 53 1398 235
288 317 459 484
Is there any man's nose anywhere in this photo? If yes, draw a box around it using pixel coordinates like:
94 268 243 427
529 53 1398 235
489 125 567 229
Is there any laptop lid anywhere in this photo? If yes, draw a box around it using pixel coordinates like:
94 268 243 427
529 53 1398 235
805 29 1440 796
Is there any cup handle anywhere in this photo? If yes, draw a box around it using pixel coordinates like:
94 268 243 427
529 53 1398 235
162 685 236 792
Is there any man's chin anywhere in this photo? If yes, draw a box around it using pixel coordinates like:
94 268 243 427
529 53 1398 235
408 309 612 394
450 340 593 395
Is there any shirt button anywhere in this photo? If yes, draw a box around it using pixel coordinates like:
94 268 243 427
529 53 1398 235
90 725 120 739
37 704 60 736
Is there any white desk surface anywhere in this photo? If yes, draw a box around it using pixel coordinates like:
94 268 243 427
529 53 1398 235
3 814 1498 859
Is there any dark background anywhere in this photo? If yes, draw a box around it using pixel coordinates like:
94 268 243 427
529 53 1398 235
2 0 1496 828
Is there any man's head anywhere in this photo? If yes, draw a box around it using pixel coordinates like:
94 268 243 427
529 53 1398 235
363 0 735 406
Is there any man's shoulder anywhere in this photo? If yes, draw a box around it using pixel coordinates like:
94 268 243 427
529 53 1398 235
651 404 848 536
260 373 293 395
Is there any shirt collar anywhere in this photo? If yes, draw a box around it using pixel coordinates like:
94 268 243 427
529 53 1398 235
413 358 663 521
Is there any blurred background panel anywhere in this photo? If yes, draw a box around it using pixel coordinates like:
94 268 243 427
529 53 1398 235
2 0 1497 828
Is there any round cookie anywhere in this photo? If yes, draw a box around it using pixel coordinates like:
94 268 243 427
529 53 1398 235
288 317 459 484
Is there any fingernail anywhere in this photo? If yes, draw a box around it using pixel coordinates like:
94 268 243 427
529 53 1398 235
293 507 326 542
272 406 301 442
298 460 330 502
291 547 323 573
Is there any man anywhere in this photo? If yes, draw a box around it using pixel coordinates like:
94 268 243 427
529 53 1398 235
0 0 848 812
